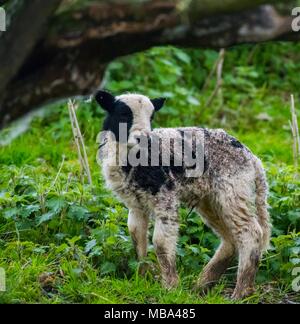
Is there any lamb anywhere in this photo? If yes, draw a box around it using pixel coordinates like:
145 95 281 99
95 90 271 299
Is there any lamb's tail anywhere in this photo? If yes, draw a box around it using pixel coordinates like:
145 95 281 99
254 158 271 251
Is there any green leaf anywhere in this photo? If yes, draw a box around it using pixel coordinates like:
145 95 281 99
189 246 200 254
4 207 18 219
101 262 116 275
72 268 83 276
174 51 191 64
287 210 300 224
19 204 40 218
33 247 47 254
67 236 81 245
106 236 117 245
291 246 300 255
37 212 55 225
177 247 186 257
85 239 97 254
56 243 69 253
290 258 300 265
109 62 124 70
187 96 200 106
68 205 89 221
46 197 66 213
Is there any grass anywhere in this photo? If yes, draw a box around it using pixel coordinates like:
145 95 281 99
0 42 300 304
0 240 292 304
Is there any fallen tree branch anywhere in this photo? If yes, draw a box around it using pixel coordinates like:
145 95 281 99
0 1 295 127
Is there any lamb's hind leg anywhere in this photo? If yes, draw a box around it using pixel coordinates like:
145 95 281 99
197 239 235 291
196 201 235 291
153 201 179 289
216 186 263 299
231 219 263 300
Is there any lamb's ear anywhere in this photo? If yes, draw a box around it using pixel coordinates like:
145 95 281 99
95 90 115 113
151 97 166 111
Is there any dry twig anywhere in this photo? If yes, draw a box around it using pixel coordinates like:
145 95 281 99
68 100 92 185
290 94 300 172
205 48 225 107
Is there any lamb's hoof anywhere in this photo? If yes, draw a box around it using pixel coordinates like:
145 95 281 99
138 263 155 277
196 286 211 296
231 287 255 300
162 274 179 290
193 278 215 295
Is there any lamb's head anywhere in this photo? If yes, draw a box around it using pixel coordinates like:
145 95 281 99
95 90 166 146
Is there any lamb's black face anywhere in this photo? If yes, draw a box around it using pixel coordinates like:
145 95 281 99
102 100 133 142
95 90 166 143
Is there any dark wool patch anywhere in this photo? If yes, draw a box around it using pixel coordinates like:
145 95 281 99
230 137 244 149
102 100 133 142
122 130 213 194
170 164 185 176
203 128 210 139
122 135 180 194
132 166 174 195
122 164 132 175
178 129 185 138
169 137 185 176
204 155 209 173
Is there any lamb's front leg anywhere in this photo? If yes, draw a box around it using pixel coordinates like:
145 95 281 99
153 206 179 289
128 208 149 265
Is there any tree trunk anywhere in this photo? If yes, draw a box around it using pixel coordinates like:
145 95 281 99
0 0 295 127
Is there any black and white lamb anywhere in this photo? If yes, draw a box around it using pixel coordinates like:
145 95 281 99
95 90 271 300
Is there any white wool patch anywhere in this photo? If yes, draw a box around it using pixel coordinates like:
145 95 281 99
116 94 155 147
